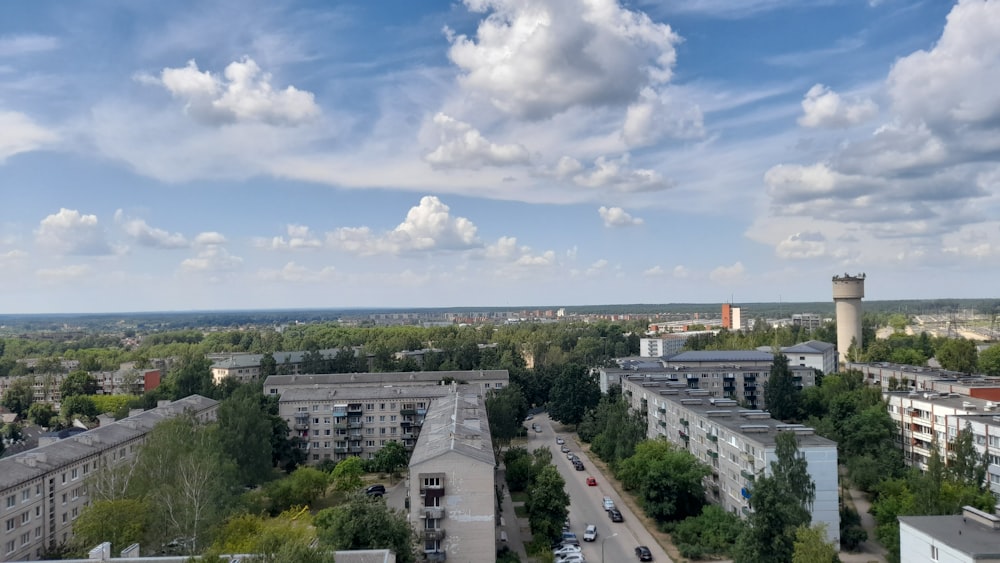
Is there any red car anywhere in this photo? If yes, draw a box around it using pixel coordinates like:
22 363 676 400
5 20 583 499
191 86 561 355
586 477 597 486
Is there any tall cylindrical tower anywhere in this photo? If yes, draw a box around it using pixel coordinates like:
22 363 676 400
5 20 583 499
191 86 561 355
832 273 865 365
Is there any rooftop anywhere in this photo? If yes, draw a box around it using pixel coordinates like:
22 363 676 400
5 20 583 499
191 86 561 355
900 507 1000 558
279 385 456 403
780 340 835 354
409 390 495 467
665 350 774 363
265 370 509 389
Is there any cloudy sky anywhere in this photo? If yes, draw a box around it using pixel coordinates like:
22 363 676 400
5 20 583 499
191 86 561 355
1 0 998 314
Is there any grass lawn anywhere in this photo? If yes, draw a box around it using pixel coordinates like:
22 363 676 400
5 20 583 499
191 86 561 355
511 491 529 503
514 504 529 518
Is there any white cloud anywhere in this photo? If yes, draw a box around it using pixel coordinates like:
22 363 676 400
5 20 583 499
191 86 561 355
775 231 827 259
257 262 337 283
36 264 91 283
598 206 644 227
798 84 877 128
673 265 689 279
257 224 323 250
35 209 113 256
623 87 705 146
0 34 59 56
327 196 481 256
425 113 530 169
573 155 672 192
0 111 57 163
149 57 320 126
447 0 680 119
709 261 745 284
514 250 556 267
586 259 609 276
194 232 227 246
643 265 665 277
180 245 243 273
116 212 189 249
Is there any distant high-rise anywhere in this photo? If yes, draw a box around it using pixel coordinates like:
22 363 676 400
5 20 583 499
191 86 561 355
722 303 742 330
832 273 866 364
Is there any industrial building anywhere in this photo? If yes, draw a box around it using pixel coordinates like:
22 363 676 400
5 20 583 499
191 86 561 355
407 389 496 563
619 375 839 548
0 396 218 562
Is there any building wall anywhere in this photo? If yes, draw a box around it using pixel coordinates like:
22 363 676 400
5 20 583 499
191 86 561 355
409 452 496 563
899 522 975 563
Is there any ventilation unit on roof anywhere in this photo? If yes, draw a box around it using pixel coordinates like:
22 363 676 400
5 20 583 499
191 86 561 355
739 424 769 434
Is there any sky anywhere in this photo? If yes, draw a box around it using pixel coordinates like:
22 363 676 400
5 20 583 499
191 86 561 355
1 0 998 314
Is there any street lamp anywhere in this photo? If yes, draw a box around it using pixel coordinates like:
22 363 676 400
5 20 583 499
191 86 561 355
601 532 619 563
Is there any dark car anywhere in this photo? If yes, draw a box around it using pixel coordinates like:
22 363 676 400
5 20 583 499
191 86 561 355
365 484 386 497
609 509 623 522
635 545 653 561
573 460 585 471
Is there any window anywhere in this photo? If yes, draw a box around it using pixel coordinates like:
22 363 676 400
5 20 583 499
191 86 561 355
380 403 386 410
71 468 78 480
21 491 29 502
380 428 386 435
390 415 397 422
7 495 15 508
379 416 386 422
20 532 29 546
365 403 374 410
423 477 441 488
366 440 375 447
390 403 396 410
20 512 29 524
71 507 78 519
61 473 66 484
62 513 67 523
931 545 939 560
35 485 41 496
390 428 397 435
5 518 14 531
61 494 66 505
484 383 490 388
6 539 16 554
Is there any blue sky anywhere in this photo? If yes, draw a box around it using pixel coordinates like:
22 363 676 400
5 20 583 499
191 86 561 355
1 0 998 314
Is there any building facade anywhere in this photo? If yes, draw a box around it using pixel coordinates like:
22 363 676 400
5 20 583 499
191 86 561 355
850 362 1000 401
407 390 496 563
775 341 837 375
619 376 840 548
899 506 1000 563
0 396 218 562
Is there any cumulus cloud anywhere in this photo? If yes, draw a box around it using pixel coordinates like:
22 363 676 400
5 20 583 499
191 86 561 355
35 209 113 256
425 113 530 169
0 111 57 163
148 57 320 126
116 212 189 249
573 155 672 192
775 231 827 259
180 245 243 273
586 259 609 276
673 265 689 278
709 261 744 284
446 0 680 119
623 87 705 146
327 196 481 256
194 232 227 246
257 224 323 250
798 84 877 128
598 206 644 227
257 262 337 283
643 265 665 277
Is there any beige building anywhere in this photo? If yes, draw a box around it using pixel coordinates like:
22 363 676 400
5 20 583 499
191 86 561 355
269 371 509 464
407 389 496 563
0 395 218 562
620 375 840 549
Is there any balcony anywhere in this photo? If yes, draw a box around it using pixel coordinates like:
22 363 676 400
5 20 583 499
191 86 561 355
333 446 348 454
333 421 348 430
740 469 755 481
657 420 666 428
420 485 445 495
426 552 447 562
707 450 718 459
678 431 689 442
708 434 718 443
403 432 416 440
421 507 445 519
348 445 363 454
679 418 689 426
348 421 363 430
401 408 417 416
293 422 309 430
658 407 666 414
347 405 363 415
423 529 446 541
412 419 424 427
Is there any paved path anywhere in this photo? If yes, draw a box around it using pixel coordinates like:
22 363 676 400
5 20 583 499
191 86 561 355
839 485 888 563
496 467 530 561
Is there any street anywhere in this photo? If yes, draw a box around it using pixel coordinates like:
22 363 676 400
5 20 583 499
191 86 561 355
529 413 673 563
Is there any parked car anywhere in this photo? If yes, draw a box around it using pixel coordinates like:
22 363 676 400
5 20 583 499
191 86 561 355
553 545 582 557
561 445 570 453
561 531 579 545
609 508 624 522
525 415 534 421
556 554 586 563
603 496 616 511
556 437 565 445
583 524 597 542
365 484 386 497
586 476 597 486
566 451 575 460
573 460 585 471
635 545 653 561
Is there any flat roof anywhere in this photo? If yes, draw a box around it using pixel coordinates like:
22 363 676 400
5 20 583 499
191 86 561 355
884 391 995 411
265 370 509 388
900 514 1000 557
279 385 456 403
665 351 774 363
409 391 494 467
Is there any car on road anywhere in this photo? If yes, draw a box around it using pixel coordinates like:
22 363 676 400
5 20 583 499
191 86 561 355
583 524 597 542
560 445 570 453
573 460 585 471
556 437 565 445
566 451 575 460
365 484 386 497
586 476 597 486
609 508 624 522
602 496 615 511
525 415 534 421
553 545 582 557
635 545 653 561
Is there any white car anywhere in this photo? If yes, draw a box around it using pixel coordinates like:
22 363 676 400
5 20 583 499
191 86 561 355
553 545 582 557
556 554 586 563
566 451 576 460
556 437 565 445
583 524 597 541
602 496 616 512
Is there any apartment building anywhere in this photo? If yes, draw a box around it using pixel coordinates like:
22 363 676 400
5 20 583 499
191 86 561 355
899 506 1000 563
265 370 509 399
0 369 161 406
791 314 824 331
0 395 218 562
620 376 840 548
774 340 837 375
638 335 691 358
407 390 496 563
884 391 1000 493
851 362 1000 401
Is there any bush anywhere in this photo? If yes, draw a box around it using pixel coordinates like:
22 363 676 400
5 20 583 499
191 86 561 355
678 544 705 559
840 505 867 552
669 505 744 557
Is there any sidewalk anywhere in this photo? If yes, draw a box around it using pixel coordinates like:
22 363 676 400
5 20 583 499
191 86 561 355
497 466 530 561
839 485 887 563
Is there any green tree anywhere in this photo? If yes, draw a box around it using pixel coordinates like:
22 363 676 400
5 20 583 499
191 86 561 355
668 505 745 558
525 465 570 543
616 439 709 522
330 456 365 492
165 351 214 399
71 499 149 556
315 493 416 563
260 352 278 377
216 384 274 486
948 423 986 489
548 364 600 426
62 395 98 419
764 353 800 421
371 440 409 476
502 447 535 492
485 383 528 459
204 508 335 563
1 376 34 416
792 524 839 563
935 338 978 373
60 369 98 398
27 402 57 427
978 344 1000 376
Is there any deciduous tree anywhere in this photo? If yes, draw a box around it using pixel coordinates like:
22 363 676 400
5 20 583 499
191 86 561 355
548 364 600 426
764 353 799 421
525 465 570 542
485 383 528 459
1 376 34 416
71 499 149 556
616 439 709 522
371 440 409 476
315 493 416 563
217 384 274 486
60 370 98 398
792 523 839 563
330 456 364 492
936 337 978 373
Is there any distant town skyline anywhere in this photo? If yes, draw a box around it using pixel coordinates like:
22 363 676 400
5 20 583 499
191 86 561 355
2 1 998 314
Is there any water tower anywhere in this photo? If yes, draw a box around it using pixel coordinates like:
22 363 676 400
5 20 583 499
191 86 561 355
832 273 865 364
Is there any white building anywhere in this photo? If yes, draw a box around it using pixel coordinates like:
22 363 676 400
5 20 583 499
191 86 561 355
620 376 839 549
407 389 496 563
759 340 837 375
899 506 1000 563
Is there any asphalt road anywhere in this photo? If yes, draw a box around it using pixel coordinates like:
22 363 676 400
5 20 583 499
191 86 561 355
528 414 673 563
